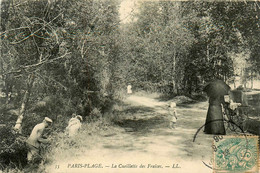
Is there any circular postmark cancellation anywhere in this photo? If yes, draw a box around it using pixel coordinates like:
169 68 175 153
193 119 259 172
213 136 259 172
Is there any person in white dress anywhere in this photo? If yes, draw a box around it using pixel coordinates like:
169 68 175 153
127 84 132 94
65 114 83 137
168 102 178 129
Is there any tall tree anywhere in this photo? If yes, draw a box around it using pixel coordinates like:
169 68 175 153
0 0 121 133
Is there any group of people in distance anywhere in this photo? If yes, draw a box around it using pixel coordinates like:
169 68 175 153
26 113 83 164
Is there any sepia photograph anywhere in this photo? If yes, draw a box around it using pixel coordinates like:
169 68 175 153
0 0 259 172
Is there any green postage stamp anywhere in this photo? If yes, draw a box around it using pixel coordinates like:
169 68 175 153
213 135 259 173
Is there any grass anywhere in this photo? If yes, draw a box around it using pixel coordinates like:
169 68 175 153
1 113 125 173
1 91 212 172
41 103 132 165
37 99 161 170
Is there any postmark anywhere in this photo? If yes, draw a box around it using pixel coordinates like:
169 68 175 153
193 119 255 171
213 135 259 173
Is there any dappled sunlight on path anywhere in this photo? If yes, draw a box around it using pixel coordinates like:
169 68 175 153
46 94 216 173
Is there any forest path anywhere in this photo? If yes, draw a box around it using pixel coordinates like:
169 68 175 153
46 94 215 173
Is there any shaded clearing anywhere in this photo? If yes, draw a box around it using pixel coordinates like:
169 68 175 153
115 115 168 134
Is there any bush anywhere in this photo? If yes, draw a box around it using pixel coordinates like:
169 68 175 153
21 113 43 136
0 126 28 170
88 108 102 121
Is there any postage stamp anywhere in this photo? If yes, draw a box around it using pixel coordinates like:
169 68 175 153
213 135 259 173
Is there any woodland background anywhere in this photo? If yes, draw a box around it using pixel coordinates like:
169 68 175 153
0 0 259 171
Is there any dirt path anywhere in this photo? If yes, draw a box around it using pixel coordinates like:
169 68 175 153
46 94 215 173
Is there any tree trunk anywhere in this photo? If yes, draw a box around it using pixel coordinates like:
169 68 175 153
206 44 210 62
172 50 177 95
1 0 11 33
251 71 254 89
4 75 13 104
13 74 34 133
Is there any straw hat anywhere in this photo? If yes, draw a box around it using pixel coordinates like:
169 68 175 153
44 117 53 123
76 115 83 121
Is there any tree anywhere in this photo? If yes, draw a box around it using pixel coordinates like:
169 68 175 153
122 1 194 94
180 1 259 92
0 0 122 133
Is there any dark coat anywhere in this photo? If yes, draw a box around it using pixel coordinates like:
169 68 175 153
204 96 226 135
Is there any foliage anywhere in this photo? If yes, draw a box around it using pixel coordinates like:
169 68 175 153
0 126 27 169
0 0 259 170
121 1 259 95
1 0 122 117
122 1 194 95
0 0 122 169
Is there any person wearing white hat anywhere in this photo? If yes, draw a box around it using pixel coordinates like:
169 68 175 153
65 114 82 137
26 117 52 163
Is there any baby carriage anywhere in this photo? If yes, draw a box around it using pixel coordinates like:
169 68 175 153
222 90 250 133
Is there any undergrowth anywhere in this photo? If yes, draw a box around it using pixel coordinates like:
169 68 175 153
1 100 132 173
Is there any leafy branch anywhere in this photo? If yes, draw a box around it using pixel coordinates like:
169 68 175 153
7 12 64 45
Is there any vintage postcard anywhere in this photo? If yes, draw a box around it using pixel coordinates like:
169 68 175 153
0 0 259 173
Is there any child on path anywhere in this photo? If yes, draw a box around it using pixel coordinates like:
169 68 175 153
168 102 178 129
